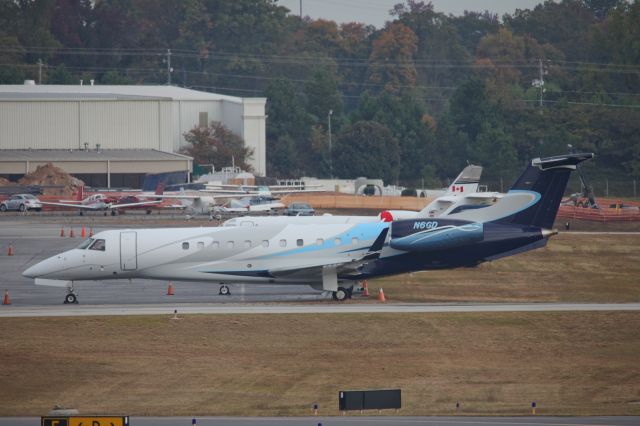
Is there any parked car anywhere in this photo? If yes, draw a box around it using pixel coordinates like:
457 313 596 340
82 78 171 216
284 202 315 216
0 194 42 212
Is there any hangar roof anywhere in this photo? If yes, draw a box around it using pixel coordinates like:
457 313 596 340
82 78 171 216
0 149 192 162
0 85 264 103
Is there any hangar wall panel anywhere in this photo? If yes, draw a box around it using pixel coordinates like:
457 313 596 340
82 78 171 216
109 160 189 173
79 101 161 150
0 102 79 149
157 101 173 152
221 102 243 141
0 161 28 174
175 100 225 150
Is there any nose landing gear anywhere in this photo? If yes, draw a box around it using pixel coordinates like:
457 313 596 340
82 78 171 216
219 285 231 296
64 286 78 304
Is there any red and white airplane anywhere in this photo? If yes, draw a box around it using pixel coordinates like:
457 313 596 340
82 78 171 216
41 186 163 215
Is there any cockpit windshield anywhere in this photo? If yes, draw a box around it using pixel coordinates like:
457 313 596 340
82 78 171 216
77 238 94 249
89 239 106 251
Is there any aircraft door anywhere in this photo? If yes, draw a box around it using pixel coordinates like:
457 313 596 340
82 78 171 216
120 231 137 270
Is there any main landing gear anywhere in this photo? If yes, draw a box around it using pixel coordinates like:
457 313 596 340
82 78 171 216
332 286 353 302
64 286 78 304
219 285 231 296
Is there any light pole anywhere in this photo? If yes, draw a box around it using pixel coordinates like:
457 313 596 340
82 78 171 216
328 109 333 179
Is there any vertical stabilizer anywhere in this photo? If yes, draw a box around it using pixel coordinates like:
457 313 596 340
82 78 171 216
496 153 594 229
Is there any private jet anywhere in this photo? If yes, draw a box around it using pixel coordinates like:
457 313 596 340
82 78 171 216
23 153 592 303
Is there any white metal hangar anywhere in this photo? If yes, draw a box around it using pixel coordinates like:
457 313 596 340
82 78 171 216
0 84 267 186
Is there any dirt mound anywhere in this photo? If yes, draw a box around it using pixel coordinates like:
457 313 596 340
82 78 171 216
18 163 85 196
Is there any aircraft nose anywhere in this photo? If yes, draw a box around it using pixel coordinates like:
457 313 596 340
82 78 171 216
23 258 56 279
22 264 41 279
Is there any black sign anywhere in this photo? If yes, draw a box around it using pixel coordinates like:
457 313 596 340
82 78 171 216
41 419 68 426
339 389 401 411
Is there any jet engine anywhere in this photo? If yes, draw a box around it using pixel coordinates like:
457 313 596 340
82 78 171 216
390 219 484 252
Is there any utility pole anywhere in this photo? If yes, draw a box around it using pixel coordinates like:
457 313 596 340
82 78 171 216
166 49 172 85
532 58 545 109
538 58 544 108
299 0 302 18
328 109 333 179
37 58 43 84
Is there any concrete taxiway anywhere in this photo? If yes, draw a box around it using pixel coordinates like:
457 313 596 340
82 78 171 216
2 417 640 426
2 302 640 318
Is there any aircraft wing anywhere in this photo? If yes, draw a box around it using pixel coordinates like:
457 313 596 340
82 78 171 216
149 194 203 200
40 201 102 209
109 200 163 209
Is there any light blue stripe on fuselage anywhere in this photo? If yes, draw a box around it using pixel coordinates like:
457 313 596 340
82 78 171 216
258 222 389 260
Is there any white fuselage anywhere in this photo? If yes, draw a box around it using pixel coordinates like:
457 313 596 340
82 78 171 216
23 222 391 287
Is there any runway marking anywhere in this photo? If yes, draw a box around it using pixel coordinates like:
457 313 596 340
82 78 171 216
2 303 640 318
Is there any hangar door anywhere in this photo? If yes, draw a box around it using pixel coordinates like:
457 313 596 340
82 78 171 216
120 231 137 270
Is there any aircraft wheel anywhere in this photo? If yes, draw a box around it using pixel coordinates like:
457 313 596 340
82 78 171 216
64 293 78 304
219 285 231 296
111 210 116 216
332 287 348 302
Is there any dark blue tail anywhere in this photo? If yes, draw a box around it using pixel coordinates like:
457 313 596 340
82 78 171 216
495 153 594 229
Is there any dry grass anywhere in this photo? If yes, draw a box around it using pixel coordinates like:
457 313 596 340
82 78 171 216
1 312 639 416
374 233 640 303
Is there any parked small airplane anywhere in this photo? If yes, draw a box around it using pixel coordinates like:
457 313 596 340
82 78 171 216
24 153 592 304
41 187 163 215
222 164 499 226
213 195 285 216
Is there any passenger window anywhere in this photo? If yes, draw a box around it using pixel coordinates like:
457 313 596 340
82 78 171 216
227 241 235 249
297 239 304 247
89 239 106 251
262 240 269 248
352 237 359 245
316 238 324 246
212 241 220 249
279 239 287 247
244 240 252 248
334 238 341 246
182 242 189 250
197 242 205 249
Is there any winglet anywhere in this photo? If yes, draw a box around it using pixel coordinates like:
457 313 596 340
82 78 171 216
361 227 389 260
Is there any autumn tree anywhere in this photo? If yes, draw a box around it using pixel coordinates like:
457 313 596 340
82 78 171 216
366 22 418 94
181 121 254 172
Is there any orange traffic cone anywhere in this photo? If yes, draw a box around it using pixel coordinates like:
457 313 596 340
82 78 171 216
2 290 10 305
166 282 174 296
81 226 86 238
89 227 94 237
7 244 14 256
362 280 370 297
60 227 65 237
69 228 75 238
378 288 386 303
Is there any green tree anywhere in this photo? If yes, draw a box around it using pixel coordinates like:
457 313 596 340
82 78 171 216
180 121 254 172
99 70 134 84
47 64 75 84
333 121 400 183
